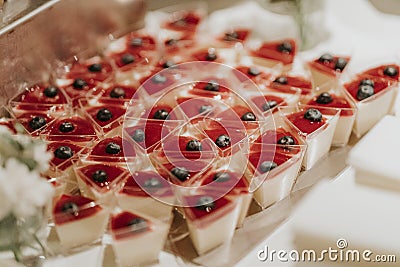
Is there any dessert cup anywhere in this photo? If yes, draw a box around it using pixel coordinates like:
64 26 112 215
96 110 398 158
56 76 100 107
10 108 56 136
279 105 340 170
87 82 139 105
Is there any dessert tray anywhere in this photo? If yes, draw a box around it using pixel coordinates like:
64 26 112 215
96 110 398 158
0 0 399 266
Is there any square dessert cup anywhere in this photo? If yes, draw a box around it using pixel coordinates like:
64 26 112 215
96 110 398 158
0 105 26 134
55 76 101 107
116 168 176 221
197 153 252 228
52 194 110 250
123 118 184 155
245 38 297 70
268 71 314 98
109 209 170 267
245 143 306 209
178 192 240 255
279 105 340 170
302 82 357 146
341 73 397 137
86 82 139 105
55 55 115 83
9 83 71 114
73 160 128 205
78 98 127 135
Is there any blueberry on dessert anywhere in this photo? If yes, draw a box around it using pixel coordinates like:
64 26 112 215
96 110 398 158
73 78 87 90
204 81 220 92
62 202 79 216
248 67 261 76
359 79 374 87
96 108 113 122
43 86 59 98
59 121 75 133
199 105 213 114
29 116 47 130
165 38 178 46
273 76 288 85
130 38 143 47
213 172 231 182
215 134 231 148
260 161 277 173
205 51 217 61
195 196 215 212
171 166 190 182
241 112 256 121
132 129 145 142
318 53 334 64
304 108 322 122
224 31 238 41
127 217 148 233
186 139 202 151
357 84 375 101
54 146 73 159
277 135 296 146
92 170 108 183
277 41 293 53
335 57 348 71
106 142 121 154
88 63 103 72
110 87 126 98
316 92 333 104
383 66 398 77
262 100 278 111
153 109 169 120
162 60 175 68
152 74 167 84
121 53 135 65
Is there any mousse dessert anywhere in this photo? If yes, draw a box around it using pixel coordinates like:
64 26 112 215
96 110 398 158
361 64 399 81
269 74 313 96
249 39 297 69
57 77 99 106
87 136 137 165
81 102 126 134
63 57 114 82
14 111 55 136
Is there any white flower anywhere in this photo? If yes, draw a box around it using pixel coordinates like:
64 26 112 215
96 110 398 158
31 141 52 173
0 124 12 135
0 158 54 219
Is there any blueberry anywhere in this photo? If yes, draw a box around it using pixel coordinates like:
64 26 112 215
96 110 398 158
143 178 163 189
29 116 46 130
54 146 73 159
43 86 59 98
224 31 238 41
335 58 347 71
62 202 79 215
204 80 220 91
121 53 135 65
241 112 256 121
215 134 231 148
199 105 213 114
383 66 398 77
186 139 202 151
72 78 87 90
162 60 175 68
152 74 167 84
153 109 169 120
359 79 374 87
260 161 277 173
105 142 121 154
96 108 113 122
304 108 323 122
130 37 143 47
127 217 148 232
92 170 108 183
316 92 333 104
59 121 74 133
87 63 102 72
248 67 261 76
132 129 145 142
277 41 293 53
357 85 374 101
213 172 231 182
173 18 187 27
165 38 178 46
109 87 126 98
171 167 190 182
195 196 215 211
318 53 334 63
205 52 217 61
277 135 296 146
273 76 288 85
262 100 278 111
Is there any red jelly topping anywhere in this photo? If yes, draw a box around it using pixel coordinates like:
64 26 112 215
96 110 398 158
248 147 293 173
79 164 126 189
14 84 68 106
176 96 217 118
46 116 97 136
126 35 157 52
250 95 286 113
161 136 214 159
286 110 327 135
61 78 98 101
121 171 173 198
344 75 393 102
234 66 272 83
111 211 150 240
100 85 138 102
203 120 246 150
184 195 233 222
15 112 54 135
200 171 249 195
270 75 313 95
160 159 211 184
54 195 102 225
307 93 354 116
66 61 113 82
48 141 84 170
362 64 399 81
191 49 220 62
139 70 176 96
219 29 250 43
90 136 135 160
255 128 298 144
308 56 351 76
164 11 201 32
86 105 126 127
251 39 297 65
